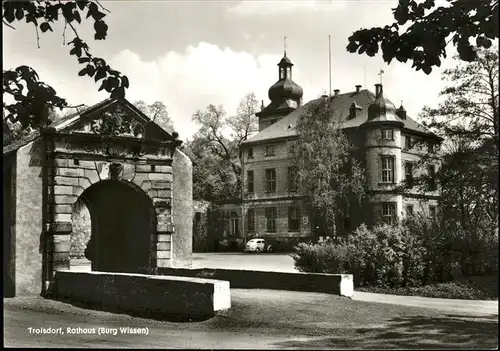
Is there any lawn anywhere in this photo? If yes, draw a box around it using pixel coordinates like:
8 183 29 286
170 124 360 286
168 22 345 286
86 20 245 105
356 275 498 300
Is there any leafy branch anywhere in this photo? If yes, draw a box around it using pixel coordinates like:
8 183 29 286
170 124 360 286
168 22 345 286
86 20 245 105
2 0 129 135
346 0 499 74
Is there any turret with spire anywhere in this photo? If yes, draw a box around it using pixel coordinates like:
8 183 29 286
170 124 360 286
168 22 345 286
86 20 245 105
256 38 304 131
363 84 404 127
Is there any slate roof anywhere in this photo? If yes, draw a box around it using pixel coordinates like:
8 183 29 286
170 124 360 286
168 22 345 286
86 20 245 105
268 78 303 102
258 99 298 116
279 56 293 66
3 98 172 155
242 88 442 145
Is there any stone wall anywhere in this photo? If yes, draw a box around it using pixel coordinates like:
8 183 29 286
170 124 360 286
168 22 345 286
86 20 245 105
52 270 231 320
14 140 45 295
5 134 193 296
4 152 16 297
171 149 193 268
159 267 354 297
45 155 175 279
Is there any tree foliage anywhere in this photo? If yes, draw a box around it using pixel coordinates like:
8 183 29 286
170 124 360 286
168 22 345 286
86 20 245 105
423 47 499 151
417 47 499 234
346 0 499 74
133 100 174 134
185 93 259 201
3 0 128 137
291 98 366 236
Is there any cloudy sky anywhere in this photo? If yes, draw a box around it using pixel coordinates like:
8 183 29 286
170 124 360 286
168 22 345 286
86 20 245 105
3 0 458 140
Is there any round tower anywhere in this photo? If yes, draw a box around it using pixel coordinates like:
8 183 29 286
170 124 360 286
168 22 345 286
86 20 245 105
361 84 405 225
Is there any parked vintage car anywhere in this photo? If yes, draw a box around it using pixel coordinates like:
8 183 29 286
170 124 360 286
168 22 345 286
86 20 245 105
244 238 274 253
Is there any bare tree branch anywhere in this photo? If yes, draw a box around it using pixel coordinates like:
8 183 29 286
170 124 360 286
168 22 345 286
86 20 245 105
95 0 111 13
3 19 15 30
33 23 40 49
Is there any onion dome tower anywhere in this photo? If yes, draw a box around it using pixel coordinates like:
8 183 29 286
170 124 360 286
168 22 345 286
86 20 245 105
256 48 304 131
267 53 303 104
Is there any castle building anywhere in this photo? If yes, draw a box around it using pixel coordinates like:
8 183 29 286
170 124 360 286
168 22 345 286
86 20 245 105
239 52 442 245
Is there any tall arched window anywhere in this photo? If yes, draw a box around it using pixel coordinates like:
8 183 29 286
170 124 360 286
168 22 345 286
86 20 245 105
229 211 239 237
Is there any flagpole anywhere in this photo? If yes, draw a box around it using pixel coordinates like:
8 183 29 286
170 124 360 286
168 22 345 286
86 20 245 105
364 64 367 88
328 34 332 97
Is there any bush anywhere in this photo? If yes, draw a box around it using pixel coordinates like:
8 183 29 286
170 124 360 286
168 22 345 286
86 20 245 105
345 224 406 288
292 224 407 288
358 275 498 300
291 216 498 289
291 240 351 274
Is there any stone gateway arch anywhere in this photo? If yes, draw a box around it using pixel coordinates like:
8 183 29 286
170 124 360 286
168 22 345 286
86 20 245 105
3 98 193 297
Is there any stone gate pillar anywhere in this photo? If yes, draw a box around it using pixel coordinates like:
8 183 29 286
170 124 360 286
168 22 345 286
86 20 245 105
140 166 175 269
42 128 73 294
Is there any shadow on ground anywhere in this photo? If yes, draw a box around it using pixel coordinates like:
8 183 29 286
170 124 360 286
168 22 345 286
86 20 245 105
271 313 499 349
45 295 215 323
4 289 498 349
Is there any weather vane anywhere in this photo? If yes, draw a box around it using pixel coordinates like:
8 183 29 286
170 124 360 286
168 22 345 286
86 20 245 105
284 35 287 56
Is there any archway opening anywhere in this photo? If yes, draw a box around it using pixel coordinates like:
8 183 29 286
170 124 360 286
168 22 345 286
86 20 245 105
77 180 155 274
69 198 92 270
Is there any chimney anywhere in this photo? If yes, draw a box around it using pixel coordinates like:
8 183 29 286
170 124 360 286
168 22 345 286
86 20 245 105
375 84 383 97
321 94 329 102
355 85 362 93
261 100 265 111
334 89 340 97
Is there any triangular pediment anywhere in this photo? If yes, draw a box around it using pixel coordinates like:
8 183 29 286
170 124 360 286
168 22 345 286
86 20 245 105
53 98 171 141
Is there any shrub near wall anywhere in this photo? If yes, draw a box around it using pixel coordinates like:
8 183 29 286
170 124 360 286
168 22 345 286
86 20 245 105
292 217 498 288
292 226 410 288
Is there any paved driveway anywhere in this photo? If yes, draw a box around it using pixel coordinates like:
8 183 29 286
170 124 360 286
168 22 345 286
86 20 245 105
192 252 298 272
71 252 298 273
71 253 498 315
192 253 498 315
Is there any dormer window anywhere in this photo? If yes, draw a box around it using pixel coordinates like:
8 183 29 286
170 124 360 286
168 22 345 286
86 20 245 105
349 107 356 119
349 102 362 119
428 142 434 153
381 128 394 140
396 101 407 120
